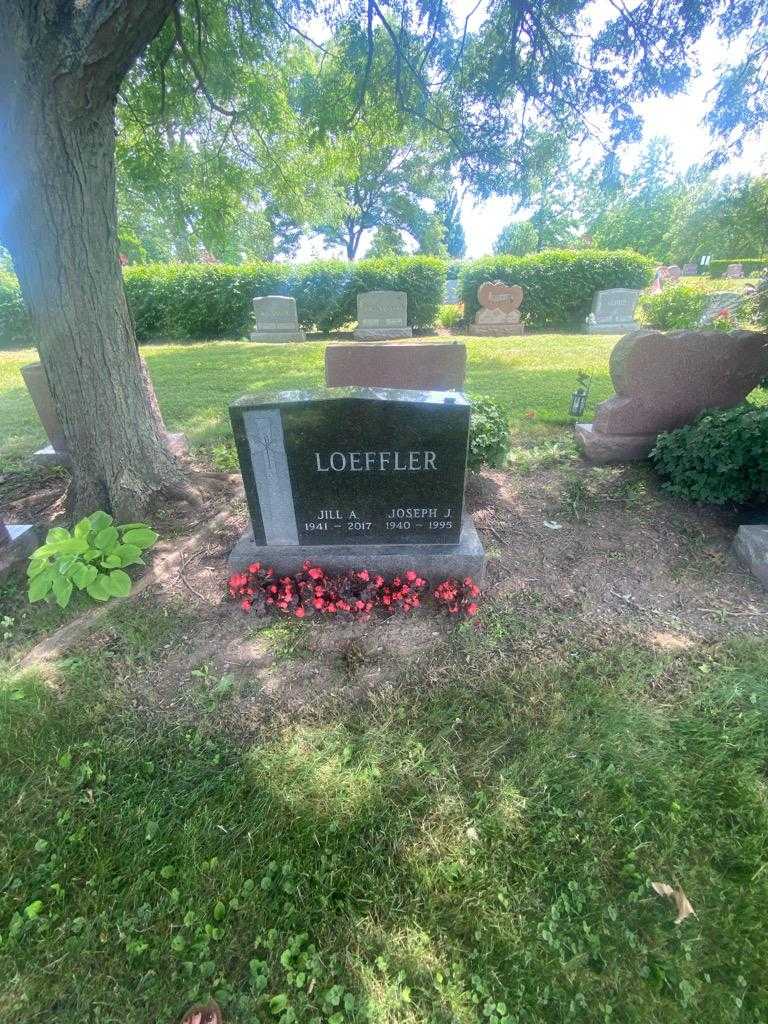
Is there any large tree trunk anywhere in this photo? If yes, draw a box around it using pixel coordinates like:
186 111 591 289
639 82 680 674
0 0 183 521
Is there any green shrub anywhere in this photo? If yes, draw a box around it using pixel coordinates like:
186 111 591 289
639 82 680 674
467 395 510 471
651 404 768 505
637 279 755 330
0 257 446 344
0 270 31 346
709 258 768 279
459 249 654 329
27 511 158 608
637 281 712 329
437 303 463 329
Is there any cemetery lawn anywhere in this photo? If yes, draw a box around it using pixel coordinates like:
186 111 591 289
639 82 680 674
2 604 768 1023
3 334 768 1022
0 334 620 463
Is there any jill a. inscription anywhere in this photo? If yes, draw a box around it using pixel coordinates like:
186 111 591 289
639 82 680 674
314 449 437 472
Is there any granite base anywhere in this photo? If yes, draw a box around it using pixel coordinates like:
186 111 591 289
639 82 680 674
229 513 486 583
353 328 413 341
586 323 642 335
0 524 39 574
30 433 188 468
250 329 306 342
733 525 768 589
575 422 656 463
468 324 525 336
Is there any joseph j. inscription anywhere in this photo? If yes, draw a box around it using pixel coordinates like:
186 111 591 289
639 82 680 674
230 389 469 547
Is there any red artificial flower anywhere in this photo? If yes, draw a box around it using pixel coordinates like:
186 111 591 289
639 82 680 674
241 599 252 612
405 570 417 581
248 562 261 573
308 567 324 580
467 603 479 615
357 570 370 581
294 607 305 618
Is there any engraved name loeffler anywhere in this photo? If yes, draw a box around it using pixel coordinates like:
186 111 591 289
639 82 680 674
314 450 437 472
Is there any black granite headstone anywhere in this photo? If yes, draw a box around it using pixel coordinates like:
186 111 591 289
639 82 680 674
230 388 470 547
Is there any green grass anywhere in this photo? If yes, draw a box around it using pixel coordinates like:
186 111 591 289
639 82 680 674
0 335 619 463
1 600 768 1023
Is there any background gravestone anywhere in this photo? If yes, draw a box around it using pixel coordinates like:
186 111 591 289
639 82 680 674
21 359 186 466
682 263 698 276
725 263 745 279
575 329 768 463
586 288 642 335
228 388 484 579
354 291 413 340
468 281 525 336
325 341 466 391
698 291 740 326
0 519 38 574
250 295 306 342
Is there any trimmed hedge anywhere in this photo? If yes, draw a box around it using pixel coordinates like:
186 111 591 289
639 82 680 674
459 249 655 328
709 258 768 279
0 257 446 345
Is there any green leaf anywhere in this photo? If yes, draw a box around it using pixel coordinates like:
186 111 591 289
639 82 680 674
105 570 132 598
71 564 98 590
46 527 71 545
94 526 119 552
88 511 113 532
73 518 93 539
28 570 55 602
52 576 73 609
122 528 159 550
213 900 226 921
269 995 289 1015
24 900 44 920
86 576 112 602
115 543 143 567
27 558 49 578
118 522 150 532
160 864 175 879
100 554 122 569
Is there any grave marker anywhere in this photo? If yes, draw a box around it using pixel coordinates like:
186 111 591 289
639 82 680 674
0 519 38 575
725 263 745 279
575 329 768 463
250 295 306 342
354 291 413 340
325 341 466 391
586 288 642 335
228 388 484 579
468 281 525 336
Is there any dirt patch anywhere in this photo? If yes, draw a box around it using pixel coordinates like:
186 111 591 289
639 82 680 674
8 448 768 739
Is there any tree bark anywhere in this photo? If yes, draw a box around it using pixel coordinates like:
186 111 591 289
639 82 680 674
0 0 185 521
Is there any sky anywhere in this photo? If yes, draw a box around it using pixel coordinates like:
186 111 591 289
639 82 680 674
298 0 768 261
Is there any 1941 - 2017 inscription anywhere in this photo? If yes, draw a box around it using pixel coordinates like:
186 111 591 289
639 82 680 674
230 389 470 546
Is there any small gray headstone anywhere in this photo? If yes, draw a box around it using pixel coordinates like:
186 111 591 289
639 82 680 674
733 525 768 589
354 291 412 340
698 291 739 326
250 295 306 343
725 263 745 279
586 288 642 334
682 263 698 276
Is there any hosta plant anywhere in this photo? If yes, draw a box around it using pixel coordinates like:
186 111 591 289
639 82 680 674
27 511 158 608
